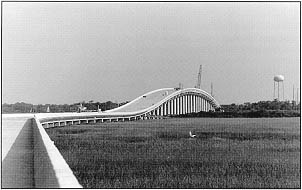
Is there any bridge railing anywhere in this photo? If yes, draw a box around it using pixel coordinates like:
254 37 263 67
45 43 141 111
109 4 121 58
32 117 82 188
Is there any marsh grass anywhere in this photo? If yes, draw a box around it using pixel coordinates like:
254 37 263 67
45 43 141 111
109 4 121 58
46 118 300 188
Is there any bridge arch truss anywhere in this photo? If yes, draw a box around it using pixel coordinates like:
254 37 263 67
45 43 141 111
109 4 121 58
139 88 220 117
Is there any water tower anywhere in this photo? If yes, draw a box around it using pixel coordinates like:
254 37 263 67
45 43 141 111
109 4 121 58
273 75 284 101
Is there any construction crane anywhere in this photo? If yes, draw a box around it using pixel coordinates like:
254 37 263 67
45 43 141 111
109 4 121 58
195 65 202 89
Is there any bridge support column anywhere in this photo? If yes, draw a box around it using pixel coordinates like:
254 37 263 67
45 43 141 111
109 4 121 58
189 95 192 113
195 96 197 112
198 96 201 112
205 101 208 112
160 105 164 116
191 95 193 113
188 95 190 113
195 96 198 112
192 95 195 113
192 95 194 113
171 99 174 115
169 100 172 115
183 96 186 114
183 95 186 114
200 97 202 112
195 95 198 112
159 106 161 116
196 97 199 112
187 95 190 113
171 100 174 115
173 98 176 115
184 95 188 114
180 96 184 114
179 96 182 114
176 97 180 115
166 102 169 115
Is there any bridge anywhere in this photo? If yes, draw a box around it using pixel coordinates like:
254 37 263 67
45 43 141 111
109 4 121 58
2 87 220 188
39 88 220 127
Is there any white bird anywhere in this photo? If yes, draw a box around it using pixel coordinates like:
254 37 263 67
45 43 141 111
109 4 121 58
189 131 196 138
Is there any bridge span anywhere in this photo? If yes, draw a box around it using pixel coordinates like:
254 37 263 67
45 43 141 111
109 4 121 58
2 87 220 188
39 88 220 128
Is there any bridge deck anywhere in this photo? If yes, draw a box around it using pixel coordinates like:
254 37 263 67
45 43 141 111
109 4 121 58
109 88 177 112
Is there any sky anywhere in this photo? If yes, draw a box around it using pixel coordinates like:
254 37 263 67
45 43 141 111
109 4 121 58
2 2 300 105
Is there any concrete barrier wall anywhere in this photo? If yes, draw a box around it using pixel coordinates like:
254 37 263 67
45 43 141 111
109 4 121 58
32 117 82 188
2 118 34 188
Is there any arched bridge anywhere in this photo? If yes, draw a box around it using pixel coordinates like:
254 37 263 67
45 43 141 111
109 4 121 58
106 87 220 115
38 88 220 128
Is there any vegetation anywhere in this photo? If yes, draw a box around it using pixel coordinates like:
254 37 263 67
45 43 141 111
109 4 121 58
221 99 300 112
46 118 300 188
176 110 300 118
1 101 129 113
2 99 299 115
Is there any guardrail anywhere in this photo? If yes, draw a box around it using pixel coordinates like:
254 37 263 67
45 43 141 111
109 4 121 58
32 117 82 188
38 112 162 128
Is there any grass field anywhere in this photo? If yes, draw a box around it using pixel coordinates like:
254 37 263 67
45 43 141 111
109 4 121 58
46 117 300 188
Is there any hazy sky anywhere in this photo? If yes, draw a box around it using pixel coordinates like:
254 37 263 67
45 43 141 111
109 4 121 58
2 2 300 105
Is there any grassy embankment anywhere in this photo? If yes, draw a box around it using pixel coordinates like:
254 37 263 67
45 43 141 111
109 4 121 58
46 118 300 188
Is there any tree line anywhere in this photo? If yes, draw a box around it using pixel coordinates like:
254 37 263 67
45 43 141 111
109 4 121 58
2 99 300 116
220 99 300 112
174 99 301 118
2 100 130 113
